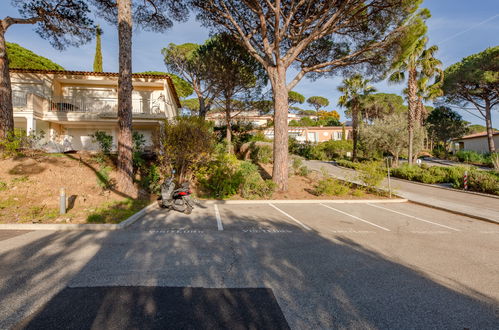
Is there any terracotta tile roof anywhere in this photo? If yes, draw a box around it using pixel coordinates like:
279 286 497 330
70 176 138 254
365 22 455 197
455 131 499 140
9 68 181 108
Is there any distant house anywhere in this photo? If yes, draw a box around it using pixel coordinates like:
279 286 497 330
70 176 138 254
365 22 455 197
205 111 318 127
451 132 499 153
264 126 352 143
10 68 180 152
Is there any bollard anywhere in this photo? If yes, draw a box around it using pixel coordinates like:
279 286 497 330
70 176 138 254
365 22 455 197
463 171 468 190
60 188 66 215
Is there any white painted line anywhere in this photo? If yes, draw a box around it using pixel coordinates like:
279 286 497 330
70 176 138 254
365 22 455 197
214 204 223 231
366 203 461 232
320 203 391 232
268 203 312 231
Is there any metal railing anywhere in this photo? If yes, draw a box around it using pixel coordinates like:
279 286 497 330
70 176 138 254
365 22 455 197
12 91 28 107
49 96 165 115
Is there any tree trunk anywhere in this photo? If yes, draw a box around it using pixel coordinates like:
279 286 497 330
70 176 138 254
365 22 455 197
407 67 418 165
351 106 359 161
270 65 289 192
0 27 14 140
198 95 206 119
484 99 496 152
116 0 136 196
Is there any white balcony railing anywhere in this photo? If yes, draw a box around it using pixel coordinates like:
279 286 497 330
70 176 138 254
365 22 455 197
49 96 166 115
12 91 28 107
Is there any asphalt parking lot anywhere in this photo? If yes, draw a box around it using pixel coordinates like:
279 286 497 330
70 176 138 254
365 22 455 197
1 201 498 329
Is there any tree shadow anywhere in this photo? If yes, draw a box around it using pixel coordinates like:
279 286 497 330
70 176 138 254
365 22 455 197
1 207 498 329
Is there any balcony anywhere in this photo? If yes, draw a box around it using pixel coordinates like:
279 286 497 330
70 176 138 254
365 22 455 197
49 96 167 116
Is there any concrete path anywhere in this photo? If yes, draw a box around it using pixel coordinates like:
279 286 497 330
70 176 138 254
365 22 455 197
305 160 499 224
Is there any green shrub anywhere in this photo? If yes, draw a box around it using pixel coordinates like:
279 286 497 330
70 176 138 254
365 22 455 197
239 161 275 199
319 140 353 159
141 164 161 194
357 161 385 190
0 181 7 191
197 153 243 199
249 143 273 164
315 177 350 196
160 117 215 181
291 156 303 173
0 129 45 157
468 171 499 195
352 188 366 197
91 131 113 154
336 159 360 170
298 166 310 177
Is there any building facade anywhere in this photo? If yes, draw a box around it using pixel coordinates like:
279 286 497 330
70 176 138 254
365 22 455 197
451 132 499 153
10 69 180 152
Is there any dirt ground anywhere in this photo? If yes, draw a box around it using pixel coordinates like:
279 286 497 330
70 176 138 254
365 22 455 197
0 153 145 224
227 163 388 200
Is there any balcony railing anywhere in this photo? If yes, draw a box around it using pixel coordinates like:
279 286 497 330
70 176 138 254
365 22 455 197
49 96 166 115
12 91 28 107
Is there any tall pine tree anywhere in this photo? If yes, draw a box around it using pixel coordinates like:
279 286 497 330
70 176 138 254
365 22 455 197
93 25 103 72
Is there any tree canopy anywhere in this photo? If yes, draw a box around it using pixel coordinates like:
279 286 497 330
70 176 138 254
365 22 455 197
137 71 193 98
288 91 305 105
425 106 469 146
307 96 330 111
93 25 103 72
360 93 407 121
190 0 424 191
443 46 499 152
6 42 64 70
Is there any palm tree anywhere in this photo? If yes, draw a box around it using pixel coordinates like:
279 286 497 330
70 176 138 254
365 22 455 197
389 37 442 164
337 74 376 161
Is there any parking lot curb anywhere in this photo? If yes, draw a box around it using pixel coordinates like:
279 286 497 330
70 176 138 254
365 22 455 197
201 199 408 205
407 200 499 225
0 202 158 231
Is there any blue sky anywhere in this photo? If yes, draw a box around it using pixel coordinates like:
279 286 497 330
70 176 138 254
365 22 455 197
3 0 498 126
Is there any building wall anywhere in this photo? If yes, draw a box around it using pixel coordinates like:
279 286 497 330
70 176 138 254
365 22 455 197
454 136 499 153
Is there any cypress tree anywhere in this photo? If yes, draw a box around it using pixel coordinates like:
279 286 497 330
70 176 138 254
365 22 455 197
93 25 103 72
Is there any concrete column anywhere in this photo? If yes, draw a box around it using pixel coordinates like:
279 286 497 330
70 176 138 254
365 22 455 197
26 115 36 134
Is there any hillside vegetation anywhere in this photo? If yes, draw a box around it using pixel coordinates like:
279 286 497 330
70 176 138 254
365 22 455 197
6 42 64 71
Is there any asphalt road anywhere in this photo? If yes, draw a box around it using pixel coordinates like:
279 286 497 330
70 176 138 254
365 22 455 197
1 202 498 329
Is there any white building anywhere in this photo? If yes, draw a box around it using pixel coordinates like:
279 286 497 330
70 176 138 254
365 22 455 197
452 132 499 153
10 69 180 152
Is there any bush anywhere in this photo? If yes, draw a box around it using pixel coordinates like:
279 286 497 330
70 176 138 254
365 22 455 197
91 131 113 154
160 117 215 181
336 159 360 170
468 171 499 195
141 164 161 194
357 161 385 190
197 153 243 199
319 140 353 159
249 143 273 164
315 177 350 196
0 129 45 157
239 161 275 199
298 166 310 177
132 131 147 170
0 181 7 191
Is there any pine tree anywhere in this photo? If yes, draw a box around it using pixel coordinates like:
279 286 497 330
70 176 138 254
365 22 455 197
93 25 103 72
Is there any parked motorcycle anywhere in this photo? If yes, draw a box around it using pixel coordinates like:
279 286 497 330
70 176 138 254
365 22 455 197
158 170 194 214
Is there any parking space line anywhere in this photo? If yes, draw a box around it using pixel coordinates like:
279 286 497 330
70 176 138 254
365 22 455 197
214 205 223 231
366 203 460 232
268 203 312 231
319 203 391 232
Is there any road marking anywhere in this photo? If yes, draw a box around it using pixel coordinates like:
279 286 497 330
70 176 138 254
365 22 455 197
366 203 460 232
268 203 312 231
319 203 391 231
214 205 223 231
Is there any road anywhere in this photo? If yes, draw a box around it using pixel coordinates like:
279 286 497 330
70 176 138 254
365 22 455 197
305 160 499 223
1 201 498 329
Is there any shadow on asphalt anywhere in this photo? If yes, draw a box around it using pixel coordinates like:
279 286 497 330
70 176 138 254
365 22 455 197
1 211 498 329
